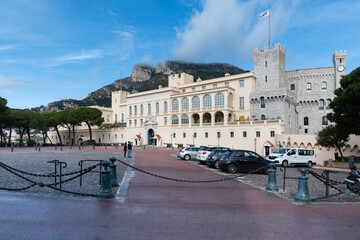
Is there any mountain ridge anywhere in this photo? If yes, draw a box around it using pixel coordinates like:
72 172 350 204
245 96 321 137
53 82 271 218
31 61 248 113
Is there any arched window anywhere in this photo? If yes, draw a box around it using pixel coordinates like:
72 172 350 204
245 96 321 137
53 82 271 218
304 117 309 126
156 102 159 113
148 103 151 114
172 99 179 111
140 104 143 114
322 116 328 125
261 115 266 120
192 96 200 109
172 115 179 124
134 105 137 115
215 93 224 106
326 99 331 109
306 82 312 90
228 93 234 107
319 99 324 109
321 81 327 90
115 114 118 123
181 114 189 124
291 84 295 90
181 98 189 110
260 97 265 108
129 106 132 115
164 101 168 113
203 94 212 107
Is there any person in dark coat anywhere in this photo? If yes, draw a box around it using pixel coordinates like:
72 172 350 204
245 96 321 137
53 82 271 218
123 142 127 157
127 141 133 158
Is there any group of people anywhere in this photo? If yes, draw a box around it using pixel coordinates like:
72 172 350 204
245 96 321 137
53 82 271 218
123 141 133 158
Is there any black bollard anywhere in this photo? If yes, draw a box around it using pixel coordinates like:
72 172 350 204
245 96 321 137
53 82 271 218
266 163 279 191
109 157 120 187
98 161 114 199
295 168 311 203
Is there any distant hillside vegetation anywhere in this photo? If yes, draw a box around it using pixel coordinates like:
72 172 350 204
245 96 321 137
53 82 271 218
31 61 248 113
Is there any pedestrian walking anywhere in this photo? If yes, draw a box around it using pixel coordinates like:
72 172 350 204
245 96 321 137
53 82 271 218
123 142 127 157
127 141 133 158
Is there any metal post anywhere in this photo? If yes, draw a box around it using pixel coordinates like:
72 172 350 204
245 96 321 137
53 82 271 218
266 163 279 191
38 145 41 152
105 144 107 150
109 157 120 187
55 144 57 150
93 144 95 150
78 145 81 151
11 143 14 152
61 145 63 151
98 161 114 199
295 168 311 203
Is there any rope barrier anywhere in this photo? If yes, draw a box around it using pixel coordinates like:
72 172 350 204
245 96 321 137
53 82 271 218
117 158 267 183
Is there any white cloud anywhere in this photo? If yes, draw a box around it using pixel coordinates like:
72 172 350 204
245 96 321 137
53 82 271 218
0 75 19 87
51 50 103 66
173 0 295 62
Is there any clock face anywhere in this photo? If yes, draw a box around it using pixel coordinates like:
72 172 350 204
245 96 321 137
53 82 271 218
337 65 345 72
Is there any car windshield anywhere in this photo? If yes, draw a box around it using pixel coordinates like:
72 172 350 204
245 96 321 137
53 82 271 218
199 146 213 151
223 151 233 159
274 148 290 154
215 150 227 156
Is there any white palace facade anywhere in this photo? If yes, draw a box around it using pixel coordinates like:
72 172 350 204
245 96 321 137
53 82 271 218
47 43 360 164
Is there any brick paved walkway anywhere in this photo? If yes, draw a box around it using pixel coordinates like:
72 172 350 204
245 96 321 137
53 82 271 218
0 147 359 240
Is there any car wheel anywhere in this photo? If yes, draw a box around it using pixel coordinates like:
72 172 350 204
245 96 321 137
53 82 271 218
227 164 237 174
307 161 313 168
184 154 191 161
214 161 219 169
282 160 289 168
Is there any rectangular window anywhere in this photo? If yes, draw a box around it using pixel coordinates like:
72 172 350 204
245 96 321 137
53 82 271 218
265 76 267 82
193 132 197 138
239 97 245 108
202 86 206 90
182 90 186 93
304 128 308 134
265 61 267 68
225 82 229 86
205 132 208 138
217 132 221 138
173 133 176 138
213 84 217 88
192 88 196 91
239 80 244 87
164 117 167 125
134 119 137 126
243 131 247 138
270 131 275 137
230 131 234 138
140 119 143 126
256 131 260 137
129 120 132 126
183 133 186 138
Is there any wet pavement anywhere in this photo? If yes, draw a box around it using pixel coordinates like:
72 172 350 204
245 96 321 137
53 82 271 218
0 147 359 239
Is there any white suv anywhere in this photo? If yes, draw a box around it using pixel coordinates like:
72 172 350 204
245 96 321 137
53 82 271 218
196 146 230 164
268 148 316 168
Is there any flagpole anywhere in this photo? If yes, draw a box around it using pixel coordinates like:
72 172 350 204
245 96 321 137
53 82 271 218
268 5 271 47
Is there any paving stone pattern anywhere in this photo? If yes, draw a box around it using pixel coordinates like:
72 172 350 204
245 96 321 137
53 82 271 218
0 150 132 199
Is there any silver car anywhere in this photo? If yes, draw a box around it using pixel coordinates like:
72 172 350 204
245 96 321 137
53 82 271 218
177 147 200 160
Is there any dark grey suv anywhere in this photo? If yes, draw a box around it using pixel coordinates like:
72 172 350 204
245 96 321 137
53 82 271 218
218 150 269 174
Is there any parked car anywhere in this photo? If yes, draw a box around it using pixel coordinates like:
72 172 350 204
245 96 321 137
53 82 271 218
267 148 316 168
268 148 291 160
206 149 229 168
196 146 230 164
218 150 269 174
177 147 200 160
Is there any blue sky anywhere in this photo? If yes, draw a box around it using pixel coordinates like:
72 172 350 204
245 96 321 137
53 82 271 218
1 0 359 109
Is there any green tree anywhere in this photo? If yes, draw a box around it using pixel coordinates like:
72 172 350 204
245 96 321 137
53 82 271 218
316 125 349 161
45 112 63 146
75 107 104 143
33 113 51 145
328 67 360 135
68 109 83 145
0 97 9 144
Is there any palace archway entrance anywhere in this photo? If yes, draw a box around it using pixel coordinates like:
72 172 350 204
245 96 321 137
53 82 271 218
148 129 154 145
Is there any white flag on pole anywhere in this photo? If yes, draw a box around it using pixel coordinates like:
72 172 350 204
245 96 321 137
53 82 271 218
259 9 270 19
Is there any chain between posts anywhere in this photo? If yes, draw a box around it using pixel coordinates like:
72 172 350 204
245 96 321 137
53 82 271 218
117 158 267 183
0 162 100 197
307 170 346 201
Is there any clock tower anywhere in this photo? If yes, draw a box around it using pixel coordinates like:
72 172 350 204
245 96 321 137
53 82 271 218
333 50 347 89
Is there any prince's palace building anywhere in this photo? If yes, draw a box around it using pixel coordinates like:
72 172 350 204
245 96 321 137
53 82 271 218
48 43 360 164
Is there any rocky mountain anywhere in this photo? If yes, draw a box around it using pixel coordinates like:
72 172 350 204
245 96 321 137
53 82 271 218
31 61 248 113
